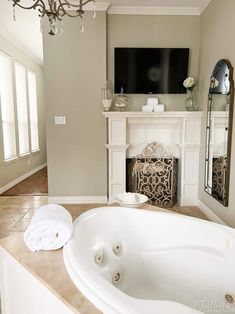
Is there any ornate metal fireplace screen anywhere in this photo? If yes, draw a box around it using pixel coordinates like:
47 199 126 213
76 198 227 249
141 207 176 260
128 142 178 208
212 156 227 202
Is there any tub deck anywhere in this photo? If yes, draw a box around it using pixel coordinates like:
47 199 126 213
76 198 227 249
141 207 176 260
0 201 184 314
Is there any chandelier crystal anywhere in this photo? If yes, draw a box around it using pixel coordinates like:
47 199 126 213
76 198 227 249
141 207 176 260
10 0 96 35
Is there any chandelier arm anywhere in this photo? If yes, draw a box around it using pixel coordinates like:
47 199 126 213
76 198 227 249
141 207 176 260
57 4 82 18
12 0 46 18
37 3 47 17
11 0 45 11
59 0 80 8
58 0 94 10
10 0 95 35
62 10 82 18
81 0 94 6
57 0 68 18
57 0 83 18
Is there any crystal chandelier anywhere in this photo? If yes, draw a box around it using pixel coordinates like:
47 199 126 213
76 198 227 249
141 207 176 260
10 0 96 35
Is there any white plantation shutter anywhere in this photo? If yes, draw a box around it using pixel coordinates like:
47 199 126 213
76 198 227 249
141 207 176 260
0 52 17 160
28 70 39 151
15 63 30 156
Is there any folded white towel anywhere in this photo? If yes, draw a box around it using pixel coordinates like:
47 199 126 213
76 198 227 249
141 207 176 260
24 204 73 252
142 105 154 112
147 97 159 106
153 104 165 112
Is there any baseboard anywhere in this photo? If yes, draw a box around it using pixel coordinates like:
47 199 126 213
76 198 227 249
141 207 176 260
0 162 47 194
180 200 198 206
48 196 108 204
197 200 227 225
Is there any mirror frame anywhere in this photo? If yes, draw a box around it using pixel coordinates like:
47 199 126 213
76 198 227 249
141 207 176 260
204 59 234 206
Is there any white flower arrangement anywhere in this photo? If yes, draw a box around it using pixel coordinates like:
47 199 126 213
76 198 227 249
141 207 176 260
183 77 197 91
210 77 219 89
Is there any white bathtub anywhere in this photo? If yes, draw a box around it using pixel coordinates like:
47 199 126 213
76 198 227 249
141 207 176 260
63 207 235 314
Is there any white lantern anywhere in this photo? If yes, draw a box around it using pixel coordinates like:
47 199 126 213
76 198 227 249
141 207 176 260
101 81 113 111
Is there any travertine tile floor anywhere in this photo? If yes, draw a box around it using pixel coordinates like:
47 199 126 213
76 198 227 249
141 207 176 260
0 196 209 240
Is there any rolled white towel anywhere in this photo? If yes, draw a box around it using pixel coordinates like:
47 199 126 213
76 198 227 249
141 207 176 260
24 204 73 252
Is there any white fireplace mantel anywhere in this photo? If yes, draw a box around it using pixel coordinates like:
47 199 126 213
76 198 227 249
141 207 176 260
103 111 203 119
103 111 203 206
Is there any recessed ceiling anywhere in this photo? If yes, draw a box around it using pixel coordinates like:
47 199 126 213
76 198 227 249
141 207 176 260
0 0 211 66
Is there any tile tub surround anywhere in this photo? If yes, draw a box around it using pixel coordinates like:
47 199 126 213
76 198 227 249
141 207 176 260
0 196 209 314
0 235 101 314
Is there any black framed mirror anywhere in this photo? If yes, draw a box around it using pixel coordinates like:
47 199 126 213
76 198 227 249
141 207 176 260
205 59 234 206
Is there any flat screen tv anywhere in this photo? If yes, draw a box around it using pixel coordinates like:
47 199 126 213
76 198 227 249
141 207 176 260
114 48 189 94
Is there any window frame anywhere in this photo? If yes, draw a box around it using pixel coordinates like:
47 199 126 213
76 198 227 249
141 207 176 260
14 61 31 157
0 50 40 164
0 51 18 162
27 69 40 153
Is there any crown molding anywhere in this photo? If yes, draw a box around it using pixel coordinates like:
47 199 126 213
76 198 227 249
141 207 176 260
107 6 201 16
84 1 110 11
198 0 212 14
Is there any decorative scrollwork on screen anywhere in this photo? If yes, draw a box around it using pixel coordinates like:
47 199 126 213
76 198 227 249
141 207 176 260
212 156 227 202
128 142 178 208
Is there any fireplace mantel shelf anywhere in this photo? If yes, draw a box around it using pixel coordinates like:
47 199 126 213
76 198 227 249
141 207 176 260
103 111 203 118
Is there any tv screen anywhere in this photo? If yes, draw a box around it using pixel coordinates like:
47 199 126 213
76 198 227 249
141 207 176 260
114 48 189 94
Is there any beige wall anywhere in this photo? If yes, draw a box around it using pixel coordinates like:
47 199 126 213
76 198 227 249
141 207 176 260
198 0 235 227
42 6 235 214
43 12 107 197
107 14 200 111
0 34 47 190
43 13 200 198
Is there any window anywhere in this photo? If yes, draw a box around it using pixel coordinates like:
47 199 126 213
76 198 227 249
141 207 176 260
28 70 39 152
15 63 30 156
0 52 17 160
0 53 40 161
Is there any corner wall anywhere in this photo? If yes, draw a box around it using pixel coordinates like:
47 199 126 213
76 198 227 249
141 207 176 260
0 34 47 191
198 0 235 227
43 12 107 198
43 12 201 200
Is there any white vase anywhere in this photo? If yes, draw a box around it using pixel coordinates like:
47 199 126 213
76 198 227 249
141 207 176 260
102 99 112 111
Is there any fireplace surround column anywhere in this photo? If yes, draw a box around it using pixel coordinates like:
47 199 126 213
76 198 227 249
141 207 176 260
105 116 129 202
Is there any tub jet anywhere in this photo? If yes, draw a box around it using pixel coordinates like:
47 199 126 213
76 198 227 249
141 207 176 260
225 294 235 304
95 250 103 265
113 272 121 284
112 243 122 256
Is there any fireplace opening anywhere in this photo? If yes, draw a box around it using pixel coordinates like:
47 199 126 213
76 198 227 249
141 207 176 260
126 142 178 208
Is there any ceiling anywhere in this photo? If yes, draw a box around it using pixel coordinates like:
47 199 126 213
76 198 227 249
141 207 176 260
0 0 211 66
0 0 43 65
